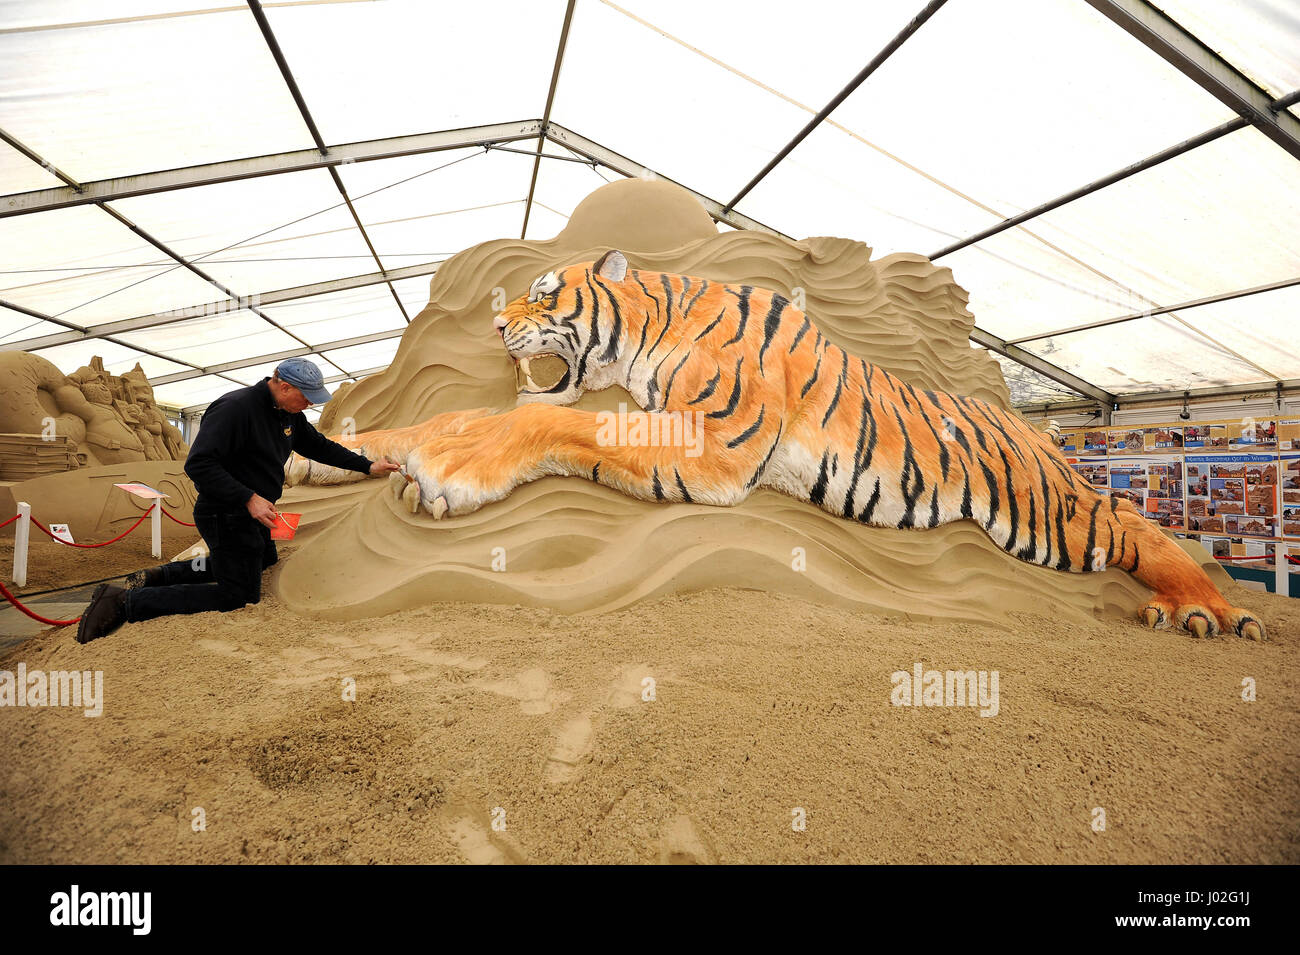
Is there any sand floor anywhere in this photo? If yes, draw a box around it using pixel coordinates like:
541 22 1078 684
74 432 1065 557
1 569 1296 864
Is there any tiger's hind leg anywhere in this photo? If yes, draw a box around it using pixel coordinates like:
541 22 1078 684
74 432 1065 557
1106 498 1265 640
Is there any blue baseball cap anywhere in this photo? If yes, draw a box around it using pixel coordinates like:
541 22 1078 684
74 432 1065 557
274 358 333 405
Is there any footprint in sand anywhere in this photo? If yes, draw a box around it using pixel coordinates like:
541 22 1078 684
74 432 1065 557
196 638 259 664
544 716 595 783
657 814 715 865
479 667 570 715
441 810 523 865
542 665 660 784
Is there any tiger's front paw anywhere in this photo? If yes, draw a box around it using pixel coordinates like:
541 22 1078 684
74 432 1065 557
388 431 526 519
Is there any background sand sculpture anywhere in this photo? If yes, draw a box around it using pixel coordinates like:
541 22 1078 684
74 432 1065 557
0 352 193 534
277 179 1203 627
0 351 187 472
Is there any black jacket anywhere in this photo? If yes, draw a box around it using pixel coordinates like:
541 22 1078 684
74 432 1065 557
184 379 372 513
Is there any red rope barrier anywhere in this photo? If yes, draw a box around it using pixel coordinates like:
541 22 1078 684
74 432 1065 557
161 507 196 527
0 514 18 529
0 578 80 626
29 505 154 548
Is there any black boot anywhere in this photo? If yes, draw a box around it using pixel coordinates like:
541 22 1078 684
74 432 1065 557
76 584 128 644
124 566 165 590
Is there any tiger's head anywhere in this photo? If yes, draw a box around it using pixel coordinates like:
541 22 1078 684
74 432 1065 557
493 249 630 406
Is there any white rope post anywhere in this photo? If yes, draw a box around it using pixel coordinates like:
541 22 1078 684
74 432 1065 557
1277 545 1288 598
151 504 162 559
12 502 31 588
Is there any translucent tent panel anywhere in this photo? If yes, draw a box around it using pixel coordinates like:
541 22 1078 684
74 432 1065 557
523 201 571 242
0 1 232 31
0 141 62 193
817 0 1236 221
0 205 224 324
0 6 313 182
116 309 301 367
736 121 1003 255
990 354 1088 407
611 0 931 110
153 374 247 410
31 338 190 380
1180 283 1300 380
108 169 375 295
321 338 401 373
1152 0 1300 100
1021 314 1270 393
1022 127 1300 311
391 275 435 316
939 227 1144 341
0 306 66 345
262 0 566 144
551 0 811 203
227 354 346 387
523 154 618 241
338 148 535 263
530 153 617 221
258 284 406 348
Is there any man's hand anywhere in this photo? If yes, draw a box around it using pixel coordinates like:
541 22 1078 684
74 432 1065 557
369 457 402 477
246 492 279 529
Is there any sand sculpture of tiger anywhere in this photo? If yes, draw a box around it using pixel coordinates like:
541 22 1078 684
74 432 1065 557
292 250 1265 640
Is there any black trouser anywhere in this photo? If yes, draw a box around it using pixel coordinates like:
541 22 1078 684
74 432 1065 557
123 508 278 623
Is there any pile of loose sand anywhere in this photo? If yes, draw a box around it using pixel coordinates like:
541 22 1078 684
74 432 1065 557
2 578 1295 864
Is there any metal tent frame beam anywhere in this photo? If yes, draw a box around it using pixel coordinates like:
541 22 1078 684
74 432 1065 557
1083 0 1300 164
0 120 542 218
520 0 576 240
3 260 441 353
150 328 404 385
969 327 1115 406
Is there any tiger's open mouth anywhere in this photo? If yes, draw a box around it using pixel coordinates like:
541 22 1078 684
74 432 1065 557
513 352 570 394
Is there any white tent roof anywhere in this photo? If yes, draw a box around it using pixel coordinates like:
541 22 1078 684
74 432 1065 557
2 0 1298 414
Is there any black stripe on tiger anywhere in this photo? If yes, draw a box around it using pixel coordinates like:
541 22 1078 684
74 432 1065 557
959 460 973 519
758 295 787 374
810 450 831 507
660 350 692 405
681 279 707 320
858 477 882 523
721 286 752 347
842 387 878 519
688 366 721 405
727 405 766 448
590 277 623 364
979 459 1000 532
673 467 693 503
788 315 811 353
1083 499 1101 571
695 309 726 341
706 357 744 420
746 423 783 489
998 446 1019 553
821 350 847 428
1015 481 1038 561
1053 491 1072 571
895 407 926 529
800 352 823 399
652 466 664 501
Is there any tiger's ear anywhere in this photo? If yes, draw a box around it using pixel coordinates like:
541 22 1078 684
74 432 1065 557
592 250 628 283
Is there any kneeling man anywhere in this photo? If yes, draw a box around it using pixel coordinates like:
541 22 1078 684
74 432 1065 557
76 358 399 642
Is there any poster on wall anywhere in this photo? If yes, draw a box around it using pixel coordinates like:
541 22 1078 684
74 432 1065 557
1230 418 1278 451
1143 425 1183 452
1109 456 1184 529
1283 453 1300 537
1278 419 1300 451
1083 429 1108 454
1186 454 1277 538
1183 422 1230 450
1107 427 1146 455
1069 456 1108 489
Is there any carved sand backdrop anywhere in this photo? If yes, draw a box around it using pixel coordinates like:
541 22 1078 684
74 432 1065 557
2 180 1297 864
